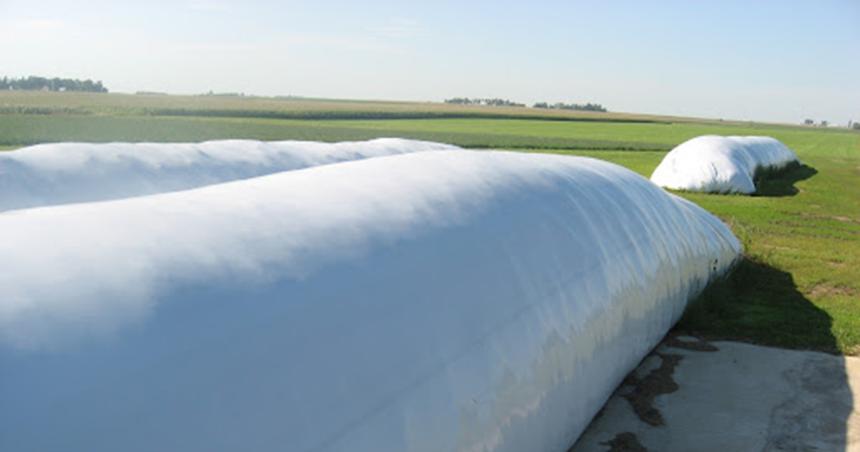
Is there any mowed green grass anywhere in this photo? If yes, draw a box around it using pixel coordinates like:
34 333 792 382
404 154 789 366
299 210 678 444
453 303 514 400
1 93 858 354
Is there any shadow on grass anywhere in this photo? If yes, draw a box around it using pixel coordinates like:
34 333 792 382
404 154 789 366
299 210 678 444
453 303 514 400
754 162 817 197
675 255 837 353
668 257 854 450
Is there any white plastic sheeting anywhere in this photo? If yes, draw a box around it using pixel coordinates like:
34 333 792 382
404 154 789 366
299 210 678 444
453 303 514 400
0 150 741 452
650 135 799 194
0 138 457 211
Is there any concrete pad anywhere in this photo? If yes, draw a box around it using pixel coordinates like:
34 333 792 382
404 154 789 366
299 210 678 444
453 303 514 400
570 340 860 451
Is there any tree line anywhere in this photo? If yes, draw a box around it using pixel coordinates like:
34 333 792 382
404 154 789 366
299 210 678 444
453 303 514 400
532 101 606 112
444 97 527 107
445 97 607 112
1 76 108 93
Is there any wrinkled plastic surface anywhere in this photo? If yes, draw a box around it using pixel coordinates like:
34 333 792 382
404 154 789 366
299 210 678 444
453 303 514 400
650 135 799 194
0 150 741 452
0 138 456 211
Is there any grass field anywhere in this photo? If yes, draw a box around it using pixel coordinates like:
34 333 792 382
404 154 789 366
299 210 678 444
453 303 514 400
2 91 858 354
551 145 860 355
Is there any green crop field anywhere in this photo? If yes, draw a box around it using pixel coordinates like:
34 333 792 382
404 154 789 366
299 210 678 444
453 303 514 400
2 91 858 354
0 91 685 122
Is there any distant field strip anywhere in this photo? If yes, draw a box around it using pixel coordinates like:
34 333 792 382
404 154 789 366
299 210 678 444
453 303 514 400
144 108 666 123
0 91 675 122
0 115 669 150
4 114 855 152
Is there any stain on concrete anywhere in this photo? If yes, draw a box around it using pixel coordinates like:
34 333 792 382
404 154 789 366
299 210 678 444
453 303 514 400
621 352 682 426
763 355 856 450
570 341 860 452
664 335 719 352
599 432 648 452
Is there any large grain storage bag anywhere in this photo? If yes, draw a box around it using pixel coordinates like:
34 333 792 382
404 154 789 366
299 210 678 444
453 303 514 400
0 138 457 211
650 135 799 194
0 151 741 452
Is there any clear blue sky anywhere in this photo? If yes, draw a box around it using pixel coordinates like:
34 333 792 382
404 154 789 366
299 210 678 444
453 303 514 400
1 0 858 124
